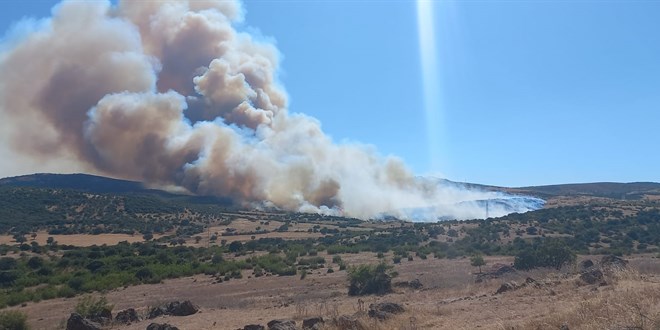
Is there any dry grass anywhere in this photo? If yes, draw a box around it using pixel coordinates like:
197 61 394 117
10 255 660 330
522 269 660 330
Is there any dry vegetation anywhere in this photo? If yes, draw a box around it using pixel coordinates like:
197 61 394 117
7 255 660 330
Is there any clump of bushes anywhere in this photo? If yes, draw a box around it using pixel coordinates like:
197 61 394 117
75 295 114 319
0 310 29 330
347 262 395 296
514 240 576 270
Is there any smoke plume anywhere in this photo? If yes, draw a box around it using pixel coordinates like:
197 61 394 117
0 0 542 220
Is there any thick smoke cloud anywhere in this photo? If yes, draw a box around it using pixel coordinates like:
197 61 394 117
0 0 542 220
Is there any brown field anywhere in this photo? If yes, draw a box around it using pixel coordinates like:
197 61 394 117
0 231 153 247
9 254 660 330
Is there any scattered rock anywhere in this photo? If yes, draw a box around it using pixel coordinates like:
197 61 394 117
146 323 180 330
243 325 265 330
167 300 199 316
148 300 199 319
267 319 296 330
579 259 594 270
334 315 365 330
302 317 324 330
66 313 102 330
580 269 604 285
600 255 628 269
88 309 112 325
495 282 518 295
475 264 517 282
368 302 405 320
394 279 423 289
115 308 140 324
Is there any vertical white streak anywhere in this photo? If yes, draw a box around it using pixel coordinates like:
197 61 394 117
417 0 444 172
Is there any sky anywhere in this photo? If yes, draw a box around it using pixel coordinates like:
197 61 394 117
0 0 659 187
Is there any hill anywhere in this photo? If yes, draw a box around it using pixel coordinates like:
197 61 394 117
511 182 660 199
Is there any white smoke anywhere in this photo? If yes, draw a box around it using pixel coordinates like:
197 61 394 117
0 0 543 220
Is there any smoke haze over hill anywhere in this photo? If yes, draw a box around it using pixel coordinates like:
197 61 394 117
0 0 542 220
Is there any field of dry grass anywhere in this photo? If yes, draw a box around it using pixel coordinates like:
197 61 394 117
9 254 660 330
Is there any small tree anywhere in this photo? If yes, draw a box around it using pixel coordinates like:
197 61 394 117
470 254 486 273
347 262 395 296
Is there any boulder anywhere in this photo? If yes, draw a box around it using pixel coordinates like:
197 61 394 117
88 309 112 325
66 313 101 330
148 307 166 319
148 300 199 319
368 302 405 320
334 315 365 330
115 308 140 324
600 255 628 269
146 323 180 330
495 282 518 295
579 259 594 270
302 317 324 330
393 279 423 290
166 300 199 316
580 269 604 285
267 319 296 330
243 325 265 330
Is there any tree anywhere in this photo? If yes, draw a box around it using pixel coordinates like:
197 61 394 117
347 262 395 296
470 254 486 273
514 240 576 270
228 241 243 253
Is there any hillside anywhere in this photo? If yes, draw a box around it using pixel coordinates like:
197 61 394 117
511 182 660 199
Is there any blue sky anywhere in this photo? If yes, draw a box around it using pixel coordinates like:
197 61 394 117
1 0 659 187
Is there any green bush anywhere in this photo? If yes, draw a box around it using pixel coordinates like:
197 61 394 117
0 310 29 330
74 295 113 318
514 240 576 270
347 262 395 296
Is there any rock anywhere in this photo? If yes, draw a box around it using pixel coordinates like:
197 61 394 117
243 325 265 330
560 324 570 330
475 264 516 282
334 315 365 330
579 259 594 270
368 302 405 320
495 282 518 295
491 264 516 276
88 309 112 325
148 300 199 319
393 279 423 290
166 300 199 316
267 319 296 330
409 279 423 289
302 317 324 329
115 308 140 324
148 307 166 319
580 269 604 285
600 255 628 269
66 313 102 330
146 323 180 330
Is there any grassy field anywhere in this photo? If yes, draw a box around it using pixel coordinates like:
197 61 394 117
5 254 658 329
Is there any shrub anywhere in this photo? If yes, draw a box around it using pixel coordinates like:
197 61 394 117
470 254 486 273
74 295 113 318
347 262 395 296
0 310 29 330
514 240 576 270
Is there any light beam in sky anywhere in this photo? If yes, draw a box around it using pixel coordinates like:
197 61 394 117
416 0 446 174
